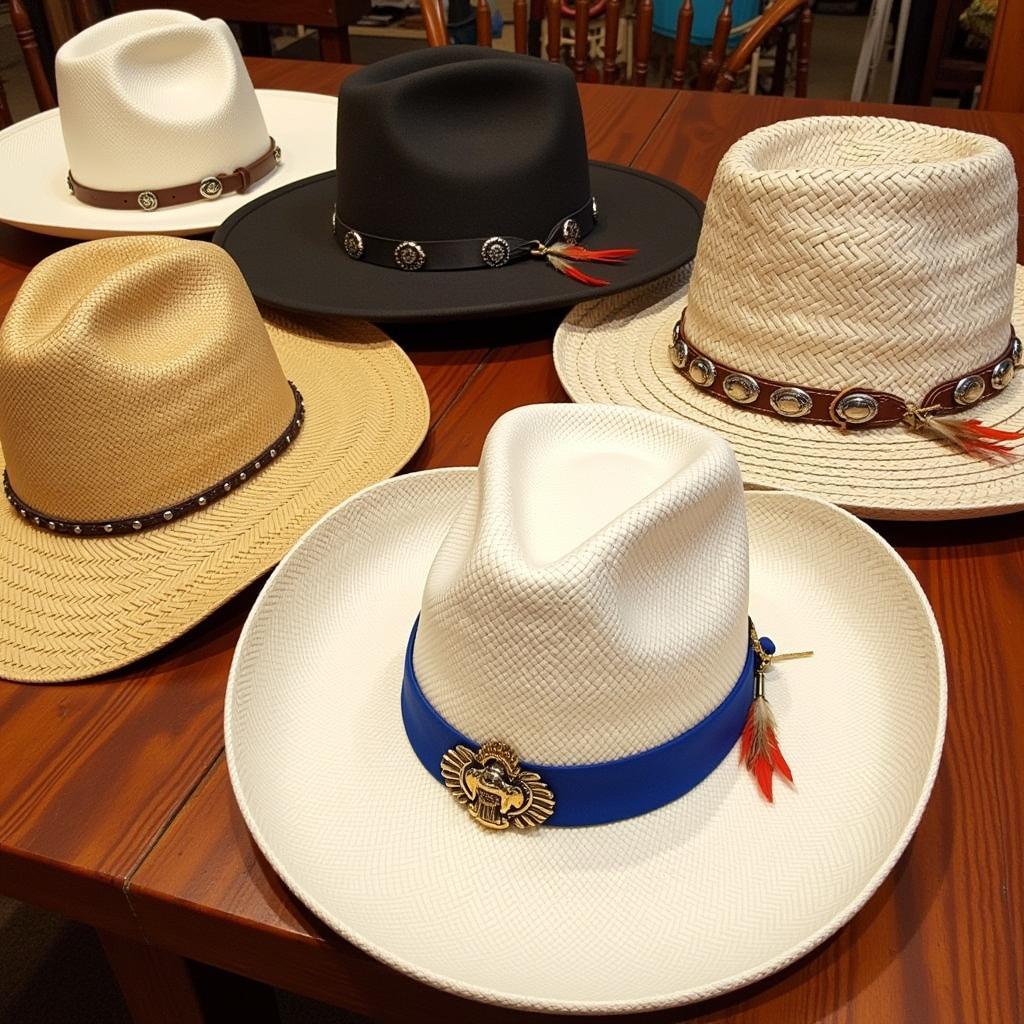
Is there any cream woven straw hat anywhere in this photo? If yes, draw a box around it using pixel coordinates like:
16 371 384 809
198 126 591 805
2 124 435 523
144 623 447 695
226 402 945 1013
555 116 1024 520
0 10 336 239
0 236 428 683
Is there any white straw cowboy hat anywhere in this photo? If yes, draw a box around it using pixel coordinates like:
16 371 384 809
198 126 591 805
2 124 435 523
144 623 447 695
0 236 428 683
0 10 336 239
555 117 1024 520
225 403 945 1013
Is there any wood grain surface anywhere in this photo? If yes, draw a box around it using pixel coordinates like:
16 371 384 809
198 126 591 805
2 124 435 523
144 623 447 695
1 57 1021 1024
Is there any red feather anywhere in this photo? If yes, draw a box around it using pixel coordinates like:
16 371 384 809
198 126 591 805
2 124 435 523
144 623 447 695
552 245 639 264
546 254 610 287
960 420 1024 441
742 696 793 802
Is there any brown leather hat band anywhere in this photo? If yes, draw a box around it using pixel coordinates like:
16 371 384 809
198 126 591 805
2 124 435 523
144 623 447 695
67 137 281 212
3 383 304 537
670 314 1020 429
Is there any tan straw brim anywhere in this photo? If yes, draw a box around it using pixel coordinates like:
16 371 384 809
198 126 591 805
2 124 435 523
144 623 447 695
225 470 945 1012
554 265 1024 520
0 313 428 683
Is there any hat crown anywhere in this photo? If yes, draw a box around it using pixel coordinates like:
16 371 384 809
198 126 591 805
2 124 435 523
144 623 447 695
0 236 295 523
56 11 269 191
334 47 592 242
412 404 750 766
686 117 1018 398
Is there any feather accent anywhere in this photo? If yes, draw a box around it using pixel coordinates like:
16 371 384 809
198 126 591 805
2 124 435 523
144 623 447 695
546 253 610 287
740 694 791 802
904 408 1023 460
547 243 639 264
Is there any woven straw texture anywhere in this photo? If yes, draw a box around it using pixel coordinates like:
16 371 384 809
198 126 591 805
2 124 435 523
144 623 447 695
415 405 750 763
57 11 269 192
0 236 429 683
554 118 1024 519
226 404 945 1013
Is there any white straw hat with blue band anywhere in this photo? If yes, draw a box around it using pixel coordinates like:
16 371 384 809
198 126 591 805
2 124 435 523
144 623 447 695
225 403 945 1013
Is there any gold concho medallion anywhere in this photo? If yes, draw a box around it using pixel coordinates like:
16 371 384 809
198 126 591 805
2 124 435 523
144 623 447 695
440 741 555 830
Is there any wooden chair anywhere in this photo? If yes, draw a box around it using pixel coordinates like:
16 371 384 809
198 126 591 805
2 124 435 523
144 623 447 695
421 0 812 93
2 0 58 126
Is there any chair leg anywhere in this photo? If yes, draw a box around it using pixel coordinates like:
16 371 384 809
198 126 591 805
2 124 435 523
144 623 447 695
318 26 351 62
0 79 13 129
10 0 57 111
770 23 788 95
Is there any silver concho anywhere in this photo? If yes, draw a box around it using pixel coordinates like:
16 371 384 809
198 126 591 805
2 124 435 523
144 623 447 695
66 171 74 195
591 196 599 222
688 357 716 387
273 144 282 164
669 321 688 369
953 374 985 406
1012 334 1023 369
481 236 511 268
722 373 760 405
343 230 365 260
394 240 426 271
991 358 1015 391
833 392 879 424
199 176 223 200
562 218 581 245
770 387 812 418
137 191 159 212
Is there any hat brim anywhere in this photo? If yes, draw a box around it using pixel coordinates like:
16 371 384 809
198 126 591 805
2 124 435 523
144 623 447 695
225 468 945 1013
554 266 1024 520
212 163 703 322
0 314 429 683
0 90 336 239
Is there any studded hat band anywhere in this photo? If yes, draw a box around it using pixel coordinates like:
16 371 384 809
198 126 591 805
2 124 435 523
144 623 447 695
333 195 598 272
670 314 1022 429
67 137 281 212
3 383 304 537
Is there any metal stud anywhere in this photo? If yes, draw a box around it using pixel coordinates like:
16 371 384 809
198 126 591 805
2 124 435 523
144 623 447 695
197 496 207 507
270 449 277 458
688 357 716 387
953 374 985 406
834 392 879 424
394 241 426 271
48 521 56 530
199 176 223 200
562 218 581 245
224 482 231 492
66 171 74 195
480 236 511 269
273 144 282 164
132 520 142 531
73 526 82 535
343 230 364 260
103 524 113 533
239 472 247 481
254 462 261 470
722 373 760 405
32 516 39 525
163 510 173 521
137 191 159 212
991 358 1014 391
591 196 598 222
285 435 291 444
1011 334 1022 369
770 387 813 418
668 329 688 370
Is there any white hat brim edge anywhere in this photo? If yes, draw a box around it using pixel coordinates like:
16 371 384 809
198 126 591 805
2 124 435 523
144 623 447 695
0 90 335 239
224 466 946 1014
552 266 1024 520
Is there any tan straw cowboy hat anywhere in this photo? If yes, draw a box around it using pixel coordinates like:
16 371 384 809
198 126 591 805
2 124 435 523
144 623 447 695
555 116 1024 520
0 236 428 683
225 403 944 1012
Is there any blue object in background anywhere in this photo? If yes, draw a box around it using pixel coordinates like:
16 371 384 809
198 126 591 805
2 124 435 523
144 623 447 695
653 0 759 46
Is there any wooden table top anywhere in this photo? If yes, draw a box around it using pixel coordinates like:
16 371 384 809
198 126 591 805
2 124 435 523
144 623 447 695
1 57 1021 1024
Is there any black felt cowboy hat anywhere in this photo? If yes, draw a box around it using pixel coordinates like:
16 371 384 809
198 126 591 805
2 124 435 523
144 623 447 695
214 46 703 322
